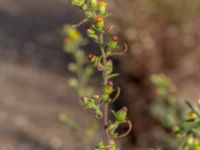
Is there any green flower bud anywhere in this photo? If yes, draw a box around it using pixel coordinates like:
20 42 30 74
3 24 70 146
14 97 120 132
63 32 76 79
172 125 180 134
85 11 93 18
95 141 106 150
108 36 119 49
187 111 198 121
70 0 85 7
102 94 109 102
110 140 118 150
115 107 128 122
93 95 100 99
81 96 88 103
81 96 102 117
95 15 104 30
89 0 97 10
88 54 103 70
97 1 108 15
88 53 97 65
87 28 98 40
107 60 113 74
103 81 113 95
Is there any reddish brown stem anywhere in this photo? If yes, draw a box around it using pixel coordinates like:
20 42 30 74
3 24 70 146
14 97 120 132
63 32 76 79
100 33 110 149
104 103 109 149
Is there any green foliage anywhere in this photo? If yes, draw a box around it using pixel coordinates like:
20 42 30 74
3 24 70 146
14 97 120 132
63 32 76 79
67 0 132 149
95 141 106 150
62 11 97 150
63 25 93 96
151 74 183 128
151 74 200 150
175 100 200 150
95 140 119 150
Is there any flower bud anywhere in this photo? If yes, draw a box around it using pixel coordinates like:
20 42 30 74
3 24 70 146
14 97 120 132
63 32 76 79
95 15 104 30
70 0 85 7
188 111 197 120
103 81 113 95
112 36 119 42
121 106 128 113
95 141 106 150
109 140 117 149
87 28 98 40
102 94 109 102
97 1 108 15
88 53 97 65
63 26 82 44
81 96 88 103
107 59 113 74
88 53 95 60
93 95 100 99
172 125 180 134
108 37 119 49
89 0 97 10
115 107 128 122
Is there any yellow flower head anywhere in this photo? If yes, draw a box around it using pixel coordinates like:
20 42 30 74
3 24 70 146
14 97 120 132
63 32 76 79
95 15 105 30
98 1 108 14
98 1 108 9
63 26 82 44
95 15 104 24
188 111 197 119
68 28 82 41
195 145 200 150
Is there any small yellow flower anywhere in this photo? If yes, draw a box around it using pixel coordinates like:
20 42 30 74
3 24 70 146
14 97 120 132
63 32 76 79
98 1 108 9
95 15 104 23
188 111 197 119
68 28 82 41
95 15 105 29
195 145 200 150
63 26 82 44
98 1 108 14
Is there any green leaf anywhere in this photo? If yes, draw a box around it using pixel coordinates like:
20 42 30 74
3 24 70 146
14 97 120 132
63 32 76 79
108 73 119 80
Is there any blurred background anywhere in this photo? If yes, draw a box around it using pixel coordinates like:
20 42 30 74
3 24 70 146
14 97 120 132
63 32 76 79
0 0 200 150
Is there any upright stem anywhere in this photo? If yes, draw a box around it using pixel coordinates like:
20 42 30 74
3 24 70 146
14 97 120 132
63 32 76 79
99 33 110 149
103 102 109 149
